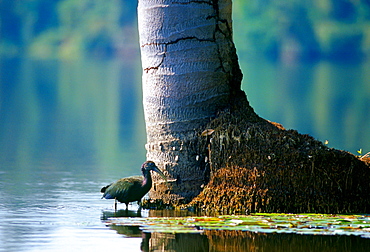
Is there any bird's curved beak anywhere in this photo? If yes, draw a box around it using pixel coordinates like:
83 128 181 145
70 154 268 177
152 166 167 183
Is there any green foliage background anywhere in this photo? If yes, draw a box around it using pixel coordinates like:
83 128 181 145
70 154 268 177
1 0 370 60
0 0 136 59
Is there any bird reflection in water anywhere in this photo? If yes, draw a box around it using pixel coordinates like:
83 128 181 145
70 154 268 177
101 209 151 252
101 209 142 220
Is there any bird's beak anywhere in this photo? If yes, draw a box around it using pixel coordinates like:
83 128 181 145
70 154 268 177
152 166 167 183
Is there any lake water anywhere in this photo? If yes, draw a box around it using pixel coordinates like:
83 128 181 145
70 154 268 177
0 56 369 251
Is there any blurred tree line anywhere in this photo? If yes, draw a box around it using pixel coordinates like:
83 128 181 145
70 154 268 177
1 0 369 61
0 0 137 59
234 0 370 62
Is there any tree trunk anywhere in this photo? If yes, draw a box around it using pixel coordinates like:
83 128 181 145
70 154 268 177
138 0 370 213
138 0 248 203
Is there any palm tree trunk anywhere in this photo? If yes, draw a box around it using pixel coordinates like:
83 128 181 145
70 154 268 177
138 0 247 203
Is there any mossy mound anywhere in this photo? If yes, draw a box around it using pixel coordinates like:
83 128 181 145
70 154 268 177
186 106 370 214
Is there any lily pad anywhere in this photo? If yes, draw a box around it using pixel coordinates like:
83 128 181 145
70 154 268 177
105 213 370 238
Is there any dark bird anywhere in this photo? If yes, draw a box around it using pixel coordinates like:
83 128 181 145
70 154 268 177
101 161 166 210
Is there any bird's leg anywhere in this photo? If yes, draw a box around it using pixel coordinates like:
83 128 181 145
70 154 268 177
136 201 142 215
114 198 117 211
125 203 129 211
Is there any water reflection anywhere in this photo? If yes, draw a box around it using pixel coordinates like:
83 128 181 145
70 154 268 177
240 55 370 154
0 57 147 251
0 57 146 178
1 56 370 251
205 230 370 252
102 210 370 252
109 225 143 237
101 209 143 220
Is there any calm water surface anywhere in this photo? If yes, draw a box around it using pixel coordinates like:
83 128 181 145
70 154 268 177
0 57 369 251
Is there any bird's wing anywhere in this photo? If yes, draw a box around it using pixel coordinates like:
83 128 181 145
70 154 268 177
102 176 143 200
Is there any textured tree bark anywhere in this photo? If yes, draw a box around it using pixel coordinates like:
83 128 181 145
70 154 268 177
138 0 245 203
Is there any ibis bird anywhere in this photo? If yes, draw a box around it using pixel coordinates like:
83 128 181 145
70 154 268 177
101 161 166 210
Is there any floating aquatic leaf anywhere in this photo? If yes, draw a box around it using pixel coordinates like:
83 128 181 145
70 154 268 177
105 214 370 237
